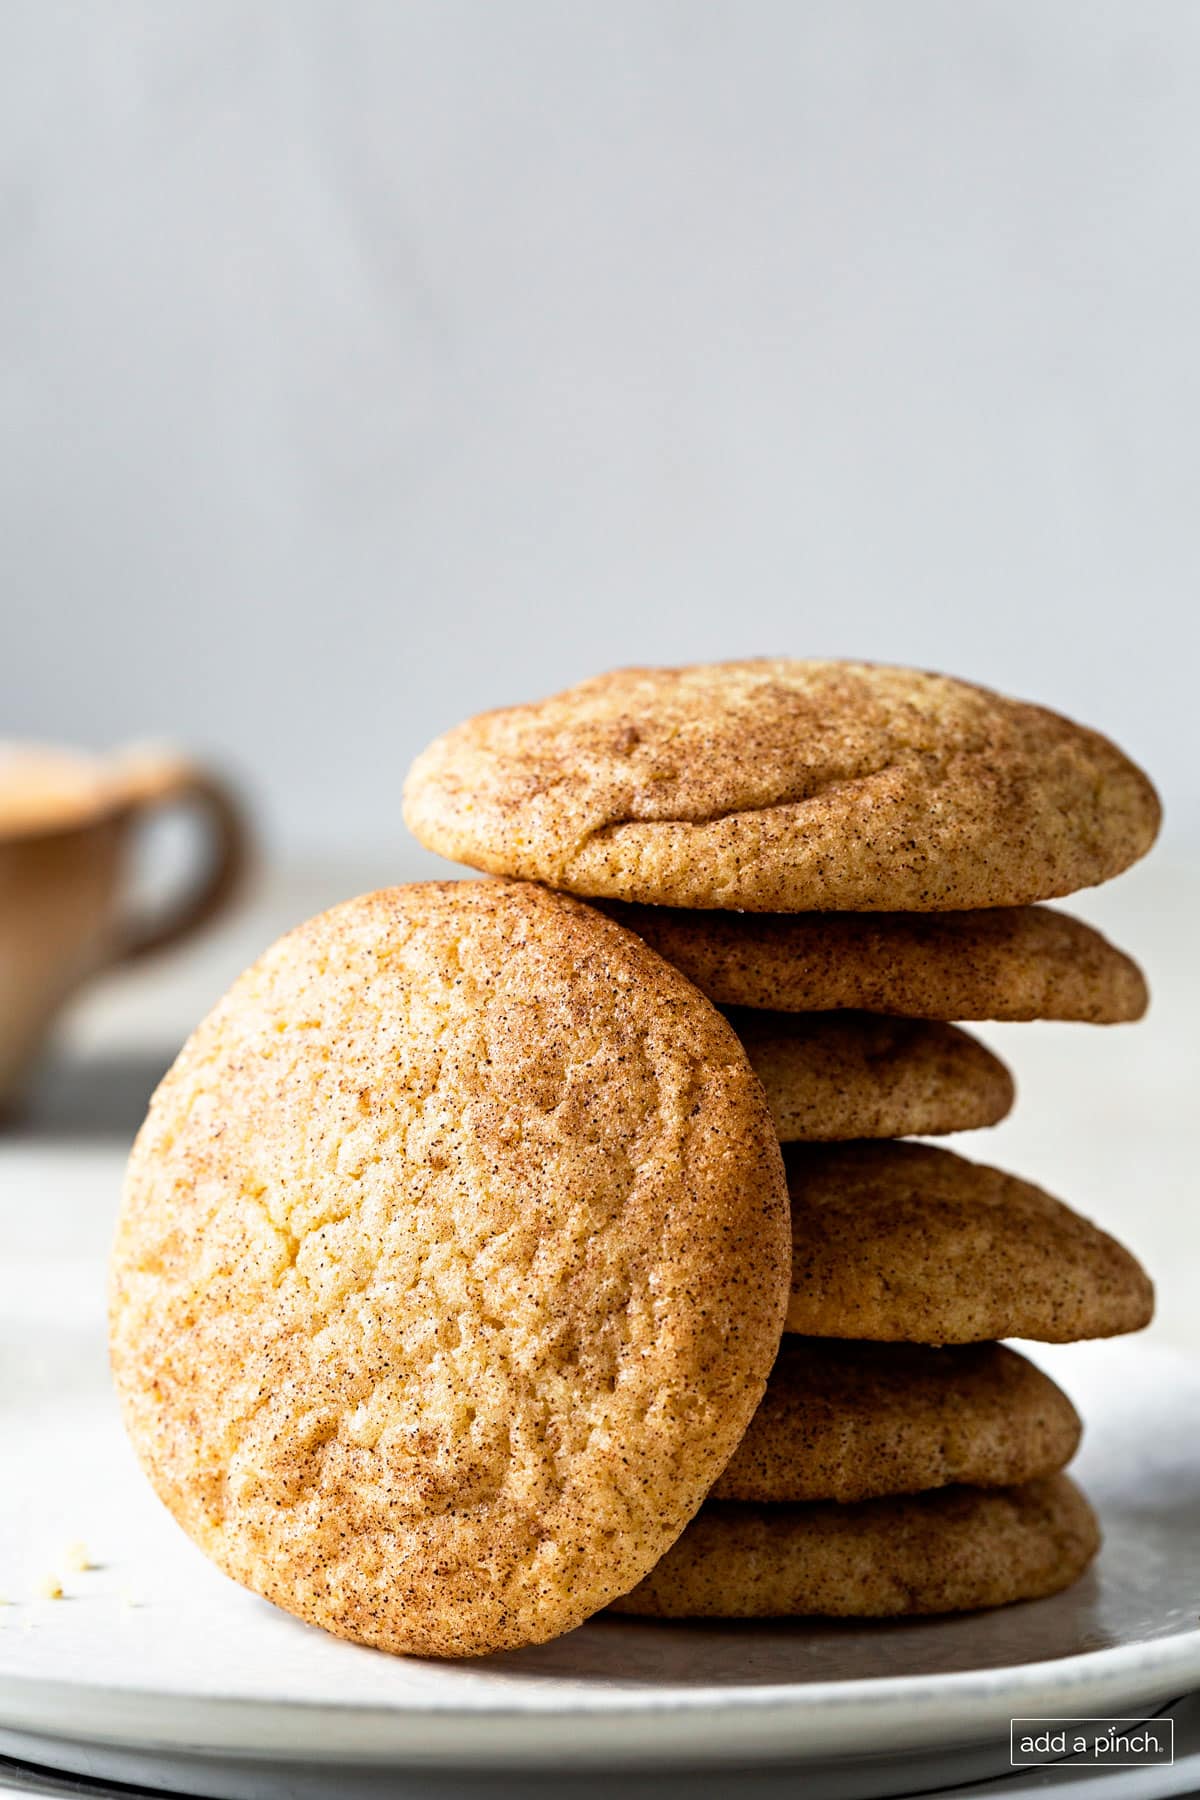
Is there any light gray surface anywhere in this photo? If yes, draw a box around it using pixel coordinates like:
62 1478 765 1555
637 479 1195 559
2 2 1197 856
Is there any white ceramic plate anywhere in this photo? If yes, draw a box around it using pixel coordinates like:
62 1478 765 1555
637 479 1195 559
2 1313 1199 1784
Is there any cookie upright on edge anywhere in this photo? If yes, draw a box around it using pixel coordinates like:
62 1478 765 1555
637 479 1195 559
109 881 791 1657
403 661 1161 911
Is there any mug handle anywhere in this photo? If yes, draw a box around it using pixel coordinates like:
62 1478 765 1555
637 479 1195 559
108 749 250 965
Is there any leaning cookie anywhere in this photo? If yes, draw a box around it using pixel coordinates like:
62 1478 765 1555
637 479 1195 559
601 902 1148 1024
785 1142 1154 1344
610 1477 1100 1618
731 1012 1014 1142
404 660 1160 911
110 881 790 1658
711 1340 1081 1504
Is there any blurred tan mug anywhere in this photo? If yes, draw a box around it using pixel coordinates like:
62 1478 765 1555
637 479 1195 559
0 742 249 1111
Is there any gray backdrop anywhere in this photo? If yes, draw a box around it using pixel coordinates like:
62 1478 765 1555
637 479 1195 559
3 1 1195 857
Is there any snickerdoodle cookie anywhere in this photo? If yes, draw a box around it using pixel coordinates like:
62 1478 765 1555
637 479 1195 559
404 661 1159 911
609 1476 1100 1617
602 902 1148 1023
785 1142 1153 1344
711 1340 1081 1504
109 881 790 1657
732 1011 1014 1141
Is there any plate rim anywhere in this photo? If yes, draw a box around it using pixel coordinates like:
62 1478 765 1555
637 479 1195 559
3 1626 1199 1768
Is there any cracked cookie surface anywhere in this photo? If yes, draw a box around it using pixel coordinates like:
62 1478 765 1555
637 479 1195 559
610 1476 1100 1617
784 1142 1153 1343
109 880 790 1656
712 1340 1081 1503
403 661 1160 911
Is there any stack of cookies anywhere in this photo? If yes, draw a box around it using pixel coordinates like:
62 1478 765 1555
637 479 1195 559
403 660 1159 1622
109 660 1160 1656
